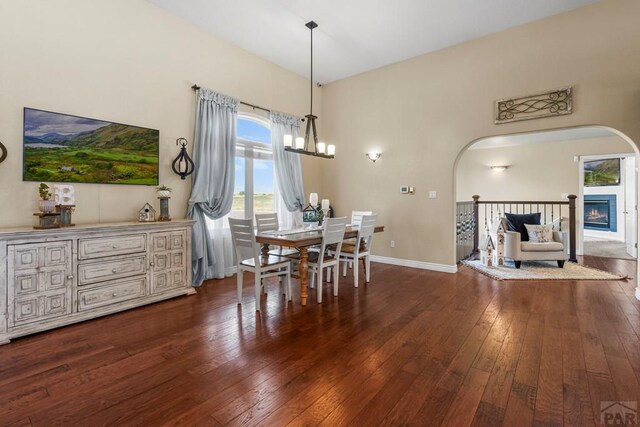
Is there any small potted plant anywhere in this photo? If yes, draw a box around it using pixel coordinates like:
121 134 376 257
156 185 172 198
38 183 56 213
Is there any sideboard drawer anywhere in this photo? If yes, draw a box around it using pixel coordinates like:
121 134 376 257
78 277 146 311
78 255 147 285
78 234 146 260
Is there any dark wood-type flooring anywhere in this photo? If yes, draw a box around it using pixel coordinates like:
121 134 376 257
1 256 639 426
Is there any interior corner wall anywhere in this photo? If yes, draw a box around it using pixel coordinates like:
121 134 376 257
455 135 631 202
0 0 324 227
320 0 640 267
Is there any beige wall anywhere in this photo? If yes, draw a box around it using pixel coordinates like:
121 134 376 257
456 135 632 202
0 0 324 228
321 0 640 267
2 0 640 270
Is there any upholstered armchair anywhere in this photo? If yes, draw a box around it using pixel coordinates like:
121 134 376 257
504 229 568 268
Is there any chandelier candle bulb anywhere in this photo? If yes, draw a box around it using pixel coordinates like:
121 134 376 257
321 199 330 211
317 142 326 154
327 145 336 156
309 193 318 207
295 137 305 149
284 134 293 147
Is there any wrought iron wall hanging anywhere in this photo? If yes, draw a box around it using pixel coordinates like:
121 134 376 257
171 137 195 180
495 86 572 124
0 141 7 164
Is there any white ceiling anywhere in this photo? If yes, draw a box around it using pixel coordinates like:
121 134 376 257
148 0 598 83
470 127 618 150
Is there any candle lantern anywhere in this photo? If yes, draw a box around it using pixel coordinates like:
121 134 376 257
171 137 195 180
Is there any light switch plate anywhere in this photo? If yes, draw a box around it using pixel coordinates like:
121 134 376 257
428 191 437 199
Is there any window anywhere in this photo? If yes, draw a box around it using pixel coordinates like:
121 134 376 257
231 114 275 219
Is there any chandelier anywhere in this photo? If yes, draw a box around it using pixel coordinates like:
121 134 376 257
284 21 335 159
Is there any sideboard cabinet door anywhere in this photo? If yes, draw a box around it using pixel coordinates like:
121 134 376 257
7 241 73 327
150 230 187 294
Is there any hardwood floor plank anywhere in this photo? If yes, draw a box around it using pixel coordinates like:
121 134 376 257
436 293 503 393
562 315 595 427
441 368 490 427
380 289 499 425
532 304 564 426
292 305 450 426
217 294 426 425
471 313 529 426
409 291 509 425
620 332 640 384
163 292 408 426
598 328 640 401
0 260 637 426
502 313 545 427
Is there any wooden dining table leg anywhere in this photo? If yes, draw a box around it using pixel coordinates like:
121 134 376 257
299 246 309 306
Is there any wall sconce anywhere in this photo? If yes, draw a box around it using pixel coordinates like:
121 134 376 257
172 137 195 180
366 152 381 163
0 141 7 164
490 165 509 172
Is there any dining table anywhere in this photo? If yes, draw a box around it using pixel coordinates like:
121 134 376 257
255 224 384 306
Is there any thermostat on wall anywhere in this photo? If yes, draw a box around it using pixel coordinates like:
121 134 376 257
400 186 415 194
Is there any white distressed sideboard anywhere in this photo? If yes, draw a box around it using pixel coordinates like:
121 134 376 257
0 220 195 344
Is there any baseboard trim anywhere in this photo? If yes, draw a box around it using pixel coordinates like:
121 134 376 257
370 255 457 274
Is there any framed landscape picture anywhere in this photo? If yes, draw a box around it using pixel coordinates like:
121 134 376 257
23 108 159 185
584 158 621 187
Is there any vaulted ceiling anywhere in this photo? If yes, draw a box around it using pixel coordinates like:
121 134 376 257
148 0 598 83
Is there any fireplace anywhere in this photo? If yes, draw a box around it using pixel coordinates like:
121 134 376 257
584 195 617 232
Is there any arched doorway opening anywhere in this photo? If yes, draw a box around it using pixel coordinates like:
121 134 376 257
452 125 640 300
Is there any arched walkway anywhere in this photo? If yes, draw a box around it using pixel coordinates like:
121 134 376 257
452 125 640 300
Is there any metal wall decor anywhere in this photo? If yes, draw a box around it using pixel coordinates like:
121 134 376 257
0 141 7 164
495 86 572 124
171 137 195 180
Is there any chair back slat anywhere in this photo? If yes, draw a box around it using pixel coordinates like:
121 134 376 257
229 217 258 262
351 210 372 226
255 212 279 233
357 214 377 250
323 217 348 246
317 217 348 264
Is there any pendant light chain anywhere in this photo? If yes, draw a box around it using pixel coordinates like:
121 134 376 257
310 22 313 117
283 20 335 159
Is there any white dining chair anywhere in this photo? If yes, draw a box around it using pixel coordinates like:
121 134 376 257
351 210 373 226
229 217 292 311
344 210 373 270
338 214 377 287
307 217 348 303
255 212 279 234
255 212 299 257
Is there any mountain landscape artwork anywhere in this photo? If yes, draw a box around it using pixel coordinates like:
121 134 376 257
584 158 620 187
23 108 159 185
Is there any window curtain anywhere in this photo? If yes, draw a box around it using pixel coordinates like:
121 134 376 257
271 112 306 214
274 179 303 229
187 88 239 286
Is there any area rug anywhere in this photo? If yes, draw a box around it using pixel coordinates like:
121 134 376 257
462 260 628 281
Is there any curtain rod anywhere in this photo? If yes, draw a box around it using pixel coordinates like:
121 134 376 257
191 84 271 114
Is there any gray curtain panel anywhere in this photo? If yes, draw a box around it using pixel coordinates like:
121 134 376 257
187 88 239 286
270 111 305 212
